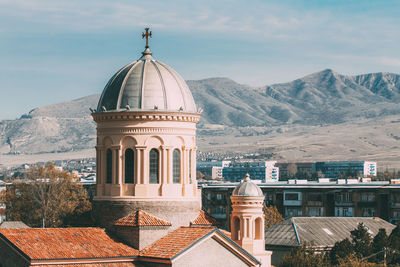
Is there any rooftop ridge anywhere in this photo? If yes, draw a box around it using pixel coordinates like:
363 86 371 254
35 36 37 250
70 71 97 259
113 209 172 227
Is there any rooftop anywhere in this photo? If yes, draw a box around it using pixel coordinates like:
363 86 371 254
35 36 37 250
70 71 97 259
139 226 215 259
190 210 218 226
0 228 138 260
113 210 171 227
265 217 396 248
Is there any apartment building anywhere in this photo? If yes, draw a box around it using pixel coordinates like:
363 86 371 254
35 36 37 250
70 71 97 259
201 179 400 230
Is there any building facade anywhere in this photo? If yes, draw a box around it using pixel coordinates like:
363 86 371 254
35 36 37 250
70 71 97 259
201 179 400 229
198 161 279 182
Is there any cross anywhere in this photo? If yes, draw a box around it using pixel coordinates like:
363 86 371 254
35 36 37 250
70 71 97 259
142 28 152 48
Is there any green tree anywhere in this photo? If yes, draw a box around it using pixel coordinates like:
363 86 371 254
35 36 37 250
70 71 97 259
263 204 284 229
330 238 354 265
388 224 400 265
1 163 91 227
278 244 330 267
371 228 388 263
351 223 373 259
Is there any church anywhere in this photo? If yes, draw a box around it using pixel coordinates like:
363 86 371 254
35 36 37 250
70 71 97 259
0 29 272 267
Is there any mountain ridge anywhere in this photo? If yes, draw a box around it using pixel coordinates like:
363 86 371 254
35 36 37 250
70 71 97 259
1 69 399 156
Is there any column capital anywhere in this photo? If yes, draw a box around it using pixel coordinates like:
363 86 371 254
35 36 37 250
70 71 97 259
135 145 147 150
110 145 121 150
161 145 173 150
95 145 105 150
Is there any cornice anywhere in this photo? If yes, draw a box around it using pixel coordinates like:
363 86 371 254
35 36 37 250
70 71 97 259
92 111 201 123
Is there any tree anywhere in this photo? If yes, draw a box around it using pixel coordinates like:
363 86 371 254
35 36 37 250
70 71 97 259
263 204 284 229
330 238 354 265
388 224 400 264
278 244 330 267
1 163 91 227
371 228 388 263
351 223 372 259
336 255 377 267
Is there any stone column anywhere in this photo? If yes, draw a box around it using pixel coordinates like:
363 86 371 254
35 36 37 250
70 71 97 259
110 145 122 196
161 145 173 196
95 145 105 196
134 145 147 196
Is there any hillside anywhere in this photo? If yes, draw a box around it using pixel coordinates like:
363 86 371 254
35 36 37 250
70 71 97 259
1 69 400 167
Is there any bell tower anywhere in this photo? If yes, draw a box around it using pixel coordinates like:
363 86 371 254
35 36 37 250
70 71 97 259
230 174 272 267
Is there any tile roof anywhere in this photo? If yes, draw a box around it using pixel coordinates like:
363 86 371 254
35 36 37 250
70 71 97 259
113 210 171 227
140 226 215 259
33 263 140 267
265 217 396 248
190 210 218 226
220 229 231 238
0 227 138 260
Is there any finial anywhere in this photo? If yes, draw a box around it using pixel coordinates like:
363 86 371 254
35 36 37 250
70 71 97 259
142 27 152 49
244 173 250 181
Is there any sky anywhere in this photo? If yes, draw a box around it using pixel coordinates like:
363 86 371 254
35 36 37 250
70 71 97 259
0 0 399 120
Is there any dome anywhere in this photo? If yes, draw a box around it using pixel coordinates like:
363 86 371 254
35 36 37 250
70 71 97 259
97 46 197 113
232 174 263 197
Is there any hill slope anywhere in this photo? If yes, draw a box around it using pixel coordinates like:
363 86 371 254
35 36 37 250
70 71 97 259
1 70 399 158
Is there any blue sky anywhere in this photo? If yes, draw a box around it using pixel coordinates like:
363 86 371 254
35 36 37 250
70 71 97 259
0 0 399 120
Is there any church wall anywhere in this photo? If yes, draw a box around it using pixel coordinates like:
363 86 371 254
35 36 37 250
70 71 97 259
112 226 170 250
172 237 251 267
0 239 30 267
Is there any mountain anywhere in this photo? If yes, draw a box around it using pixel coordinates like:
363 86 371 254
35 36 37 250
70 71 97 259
1 70 400 155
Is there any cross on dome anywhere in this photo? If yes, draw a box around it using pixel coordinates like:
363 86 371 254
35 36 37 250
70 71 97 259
142 27 152 48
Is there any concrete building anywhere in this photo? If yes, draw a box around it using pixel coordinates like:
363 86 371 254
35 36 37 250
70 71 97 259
313 161 377 178
198 161 279 182
0 29 269 267
201 179 400 229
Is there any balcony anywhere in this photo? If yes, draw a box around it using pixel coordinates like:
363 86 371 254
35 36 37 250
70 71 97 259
307 201 323 207
358 200 377 207
335 201 354 207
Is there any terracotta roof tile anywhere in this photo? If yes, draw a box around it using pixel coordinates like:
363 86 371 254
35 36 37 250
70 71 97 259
0 227 138 260
139 226 215 259
33 263 140 267
220 229 231 238
113 210 171 227
190 210 218 226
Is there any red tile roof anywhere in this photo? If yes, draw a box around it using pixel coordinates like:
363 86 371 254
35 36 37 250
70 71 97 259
220 229 231 238
0 227 138 260
33 264 140 267
113 210 171 227
190 210 218 226
139 226 215 259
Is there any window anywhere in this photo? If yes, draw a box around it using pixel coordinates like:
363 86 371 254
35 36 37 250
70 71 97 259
124 149 134 184
285 193 299 201
232 217 240 240
106 149 112 184
149 149 159 184
360 193 375 202
255 217 262 240
173 149 180 184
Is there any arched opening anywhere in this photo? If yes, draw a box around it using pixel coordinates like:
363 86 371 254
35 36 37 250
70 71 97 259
232 217 241 241
173 149 180 184
149 149 159 184
255 217 263 240
106 149 112 184
124 149 134 184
